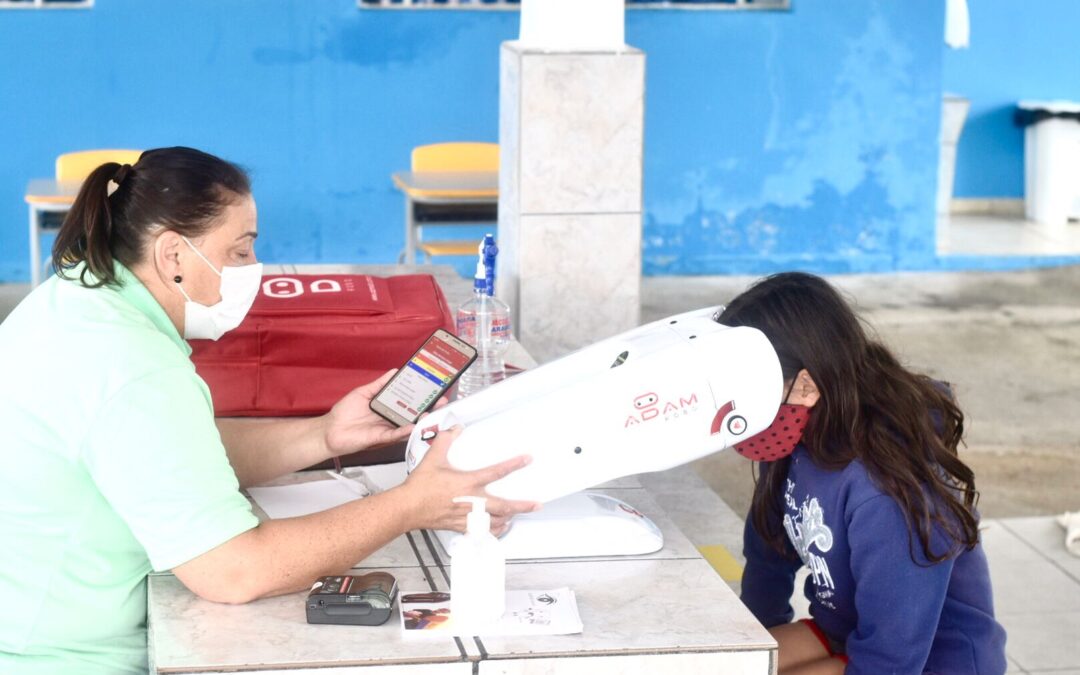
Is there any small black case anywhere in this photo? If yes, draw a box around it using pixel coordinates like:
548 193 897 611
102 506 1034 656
306 572 398 626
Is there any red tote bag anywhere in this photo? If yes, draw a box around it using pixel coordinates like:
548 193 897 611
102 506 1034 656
189 274 454 417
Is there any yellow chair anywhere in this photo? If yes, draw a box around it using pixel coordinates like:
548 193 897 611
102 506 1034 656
392 142 499 264
412 142 499 173
25 149 142 286
56 149 142 182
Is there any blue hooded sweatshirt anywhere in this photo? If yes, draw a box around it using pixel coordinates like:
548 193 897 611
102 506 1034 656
741 445 1007 674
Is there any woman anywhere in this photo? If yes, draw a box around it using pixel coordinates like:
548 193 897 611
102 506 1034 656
0 147 538 674
718 272 1006 674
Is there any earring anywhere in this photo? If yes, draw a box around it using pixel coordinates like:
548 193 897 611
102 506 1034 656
174 275 182 284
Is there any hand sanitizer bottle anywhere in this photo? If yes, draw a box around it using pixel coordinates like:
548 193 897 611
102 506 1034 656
449 496 506 632
456 235 511 399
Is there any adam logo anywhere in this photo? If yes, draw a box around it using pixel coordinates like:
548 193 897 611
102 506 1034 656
625 391 699 428
262 277 355 299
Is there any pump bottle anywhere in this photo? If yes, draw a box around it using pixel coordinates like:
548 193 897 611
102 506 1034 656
449 496 506 630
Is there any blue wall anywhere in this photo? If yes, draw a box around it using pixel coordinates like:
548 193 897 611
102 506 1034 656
0 0 945 281
0 1 515 282
943 0 1080 199
634 1 944 274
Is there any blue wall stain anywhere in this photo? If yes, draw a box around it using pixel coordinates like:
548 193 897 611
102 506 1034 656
943 0 1080 198
636 1 944 274
2 0 1076 283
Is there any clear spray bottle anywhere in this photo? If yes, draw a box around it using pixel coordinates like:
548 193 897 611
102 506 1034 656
455 234 511 398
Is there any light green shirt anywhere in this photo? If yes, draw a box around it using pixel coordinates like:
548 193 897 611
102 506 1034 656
0 263 258 674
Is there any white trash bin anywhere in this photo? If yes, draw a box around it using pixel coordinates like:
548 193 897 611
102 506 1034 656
1018 100 1080 227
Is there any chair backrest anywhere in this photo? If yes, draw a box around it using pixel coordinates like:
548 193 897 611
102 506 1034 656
411 142 498 173
56 149 143 182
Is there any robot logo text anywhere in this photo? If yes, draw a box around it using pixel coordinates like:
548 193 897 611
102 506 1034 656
625 392 700 428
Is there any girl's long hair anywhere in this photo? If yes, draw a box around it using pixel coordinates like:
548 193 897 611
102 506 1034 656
718 272 979 563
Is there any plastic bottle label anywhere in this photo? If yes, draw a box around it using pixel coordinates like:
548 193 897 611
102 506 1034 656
456 315 476 341
457 315 511 341
490 317 511 339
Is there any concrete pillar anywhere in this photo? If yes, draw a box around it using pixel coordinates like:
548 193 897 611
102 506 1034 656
497 42 645 363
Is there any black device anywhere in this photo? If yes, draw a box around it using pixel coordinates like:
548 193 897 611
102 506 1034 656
369 328 477 427
306 572 398 626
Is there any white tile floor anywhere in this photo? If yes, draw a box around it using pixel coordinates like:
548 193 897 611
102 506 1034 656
939 214 1080 256
984 517 1080 674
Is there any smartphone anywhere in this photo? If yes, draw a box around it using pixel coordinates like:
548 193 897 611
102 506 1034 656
369 328 477 427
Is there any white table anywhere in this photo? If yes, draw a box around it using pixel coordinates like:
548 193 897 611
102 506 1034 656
147 474 776 674
148 266 774 671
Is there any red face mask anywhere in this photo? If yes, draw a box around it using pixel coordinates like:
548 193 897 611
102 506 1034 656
732 403 811 462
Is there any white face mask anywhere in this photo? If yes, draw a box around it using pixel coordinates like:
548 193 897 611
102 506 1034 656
174 236 263 341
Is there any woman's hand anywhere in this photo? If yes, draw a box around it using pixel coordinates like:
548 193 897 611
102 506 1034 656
398 426 541 534
322 370 445 458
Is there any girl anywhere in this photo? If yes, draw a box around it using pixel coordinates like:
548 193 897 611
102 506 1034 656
719 272 1006 675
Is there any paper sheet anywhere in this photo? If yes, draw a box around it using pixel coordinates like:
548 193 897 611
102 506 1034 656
246 463 407 520
400 587 583 639
247 480 362 520
359 462 408 492
1057 511 1080 557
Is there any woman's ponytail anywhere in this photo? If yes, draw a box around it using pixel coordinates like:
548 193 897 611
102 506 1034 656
52 162 126 288
49 147 250 288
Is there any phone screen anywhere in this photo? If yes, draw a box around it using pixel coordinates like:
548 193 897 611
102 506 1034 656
371 330 476 426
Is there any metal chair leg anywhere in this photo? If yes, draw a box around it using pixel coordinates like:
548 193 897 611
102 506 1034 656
29 206 41 287
403 197 416 265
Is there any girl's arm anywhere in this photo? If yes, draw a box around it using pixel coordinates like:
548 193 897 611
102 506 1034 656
845 495 954 675
740 516 803 627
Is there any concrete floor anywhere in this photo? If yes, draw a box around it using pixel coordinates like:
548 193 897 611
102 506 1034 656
642 265 1080 520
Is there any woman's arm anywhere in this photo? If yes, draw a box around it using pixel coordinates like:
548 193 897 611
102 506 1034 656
215 416 336 488
216 371 413 488
173 427 539 603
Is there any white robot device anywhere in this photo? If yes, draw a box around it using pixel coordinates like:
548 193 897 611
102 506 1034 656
404 305 783 559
